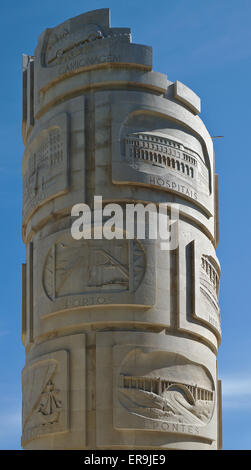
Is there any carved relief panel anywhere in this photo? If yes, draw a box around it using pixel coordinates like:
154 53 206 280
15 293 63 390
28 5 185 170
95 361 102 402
172 235 221 347
21 350 69 446
22 113 69 223
44 24 105 68
192 241 221 336
124 132 209 197
116 349 215 432
111 96 214 217
96 332 218 447
33 8 152 111
35 229 156 318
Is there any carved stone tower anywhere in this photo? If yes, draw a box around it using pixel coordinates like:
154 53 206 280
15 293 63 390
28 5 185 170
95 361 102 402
21 9 221 449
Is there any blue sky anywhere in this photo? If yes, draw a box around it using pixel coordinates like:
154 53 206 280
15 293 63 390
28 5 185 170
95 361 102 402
0 0 250 450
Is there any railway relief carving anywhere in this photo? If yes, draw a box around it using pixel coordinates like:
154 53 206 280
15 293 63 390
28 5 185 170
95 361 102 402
45 23 104 67
115 350 215 433
43 21 129 70
21 351 68 444
22 114 69 222
123 132 210 200
41 233 151 311
200 255 220 331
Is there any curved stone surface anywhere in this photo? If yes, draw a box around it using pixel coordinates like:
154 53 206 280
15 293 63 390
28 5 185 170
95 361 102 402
21 8 221 449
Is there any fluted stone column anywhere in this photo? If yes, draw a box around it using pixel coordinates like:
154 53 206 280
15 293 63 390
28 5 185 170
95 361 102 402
21 8 221 450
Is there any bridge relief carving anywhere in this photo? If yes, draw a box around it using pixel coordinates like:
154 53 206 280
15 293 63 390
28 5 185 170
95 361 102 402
116 350 215 429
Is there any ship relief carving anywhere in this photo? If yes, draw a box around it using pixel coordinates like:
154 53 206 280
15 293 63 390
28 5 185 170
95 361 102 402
21 351 68 445
116 350 215 432
37 379 62 425
43 235 146 301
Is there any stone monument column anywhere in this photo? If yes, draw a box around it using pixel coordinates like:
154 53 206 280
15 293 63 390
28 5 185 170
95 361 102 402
21 8 221 449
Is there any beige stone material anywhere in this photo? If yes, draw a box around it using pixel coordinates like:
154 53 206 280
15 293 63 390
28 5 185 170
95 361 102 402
174 80 201 115
21 8 221 449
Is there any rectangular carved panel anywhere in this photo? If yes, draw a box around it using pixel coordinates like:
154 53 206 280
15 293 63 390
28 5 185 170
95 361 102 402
113 346 215 437
22 112 69 223
96 332 217 448
110 98 214 217
35 229 156 318
21 350 69 446
192 241 221 336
